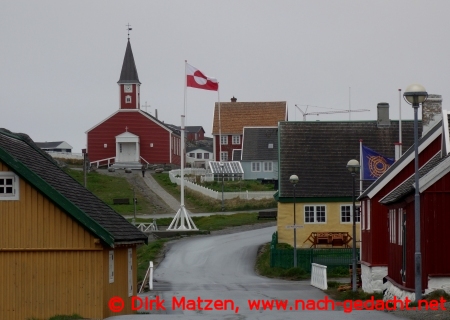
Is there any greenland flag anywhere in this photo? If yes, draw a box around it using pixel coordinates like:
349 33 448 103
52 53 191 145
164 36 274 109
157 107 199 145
186 63 218 91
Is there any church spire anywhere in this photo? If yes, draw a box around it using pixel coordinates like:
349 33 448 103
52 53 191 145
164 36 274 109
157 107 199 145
118 38 141 84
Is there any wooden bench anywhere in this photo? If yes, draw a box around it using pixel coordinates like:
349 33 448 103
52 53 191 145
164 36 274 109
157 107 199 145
257 211 277 220
113 198 130 205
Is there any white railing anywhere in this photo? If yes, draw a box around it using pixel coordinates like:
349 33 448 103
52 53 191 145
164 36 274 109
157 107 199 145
136 220 158 232
46 151 84 159
139 261 154 293
140 156 149 166
90 157 116 168
311 263 328 290
169 169 276 200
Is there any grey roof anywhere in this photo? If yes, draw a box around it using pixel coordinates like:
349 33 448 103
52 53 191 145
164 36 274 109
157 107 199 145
35 141 68 149
232 149 242 161
186 146 213 153
278 120 419 199
186 126 204 133
380 152 449 205
118 40 141 84
141 111 180 136
242 127 278 161
166 125 204 134
358 120 441 200
0 128 147 246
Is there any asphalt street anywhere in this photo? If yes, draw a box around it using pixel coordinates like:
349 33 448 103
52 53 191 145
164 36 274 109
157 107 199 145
106 226 404 320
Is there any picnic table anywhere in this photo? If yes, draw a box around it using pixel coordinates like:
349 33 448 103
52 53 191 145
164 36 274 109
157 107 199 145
303 232 352 248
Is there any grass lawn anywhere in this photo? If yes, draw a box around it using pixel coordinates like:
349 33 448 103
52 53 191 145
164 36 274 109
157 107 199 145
65 168 153 215
152 173 277 212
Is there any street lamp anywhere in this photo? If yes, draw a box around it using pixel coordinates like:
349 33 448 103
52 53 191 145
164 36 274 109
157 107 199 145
220 162 225 211
347 159 360 292
289 174 299 268
404 83 428 301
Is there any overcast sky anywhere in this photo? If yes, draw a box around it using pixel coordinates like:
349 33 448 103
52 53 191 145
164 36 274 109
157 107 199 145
1 1 449 152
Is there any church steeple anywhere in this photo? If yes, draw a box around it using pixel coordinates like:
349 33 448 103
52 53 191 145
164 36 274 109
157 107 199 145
118 40 141 84
118 38 141 110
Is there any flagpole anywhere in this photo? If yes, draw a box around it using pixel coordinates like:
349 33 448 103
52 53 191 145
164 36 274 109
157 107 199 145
398 88 402 156
218 86 222 162
184 60 188 126
359 139 363 261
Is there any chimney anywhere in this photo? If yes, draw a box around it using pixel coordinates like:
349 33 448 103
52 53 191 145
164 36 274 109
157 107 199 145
377 102 390 128
155 109 158 119
230 96 237 103
422 94 442 137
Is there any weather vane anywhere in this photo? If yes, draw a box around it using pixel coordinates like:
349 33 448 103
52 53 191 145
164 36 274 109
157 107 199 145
126 23 132 40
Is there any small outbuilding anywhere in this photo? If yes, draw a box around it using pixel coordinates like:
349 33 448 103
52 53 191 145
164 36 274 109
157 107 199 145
0 128 148 319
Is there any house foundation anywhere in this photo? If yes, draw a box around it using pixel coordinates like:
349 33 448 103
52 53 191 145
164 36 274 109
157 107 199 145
361 264 387 293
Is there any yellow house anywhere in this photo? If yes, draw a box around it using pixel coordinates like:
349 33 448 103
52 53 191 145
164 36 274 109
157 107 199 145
0 129 148 320
276 113 417 249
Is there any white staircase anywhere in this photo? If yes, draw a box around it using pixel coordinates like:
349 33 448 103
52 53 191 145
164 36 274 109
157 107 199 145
110 161 142 170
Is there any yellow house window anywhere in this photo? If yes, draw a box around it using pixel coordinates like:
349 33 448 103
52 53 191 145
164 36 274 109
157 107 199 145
0 172 19 200
304 205 326 223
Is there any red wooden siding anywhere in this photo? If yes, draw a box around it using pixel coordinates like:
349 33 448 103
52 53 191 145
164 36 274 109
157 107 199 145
214 134 242 161
119 84 140 110
361 135 442 266
87 111 180 165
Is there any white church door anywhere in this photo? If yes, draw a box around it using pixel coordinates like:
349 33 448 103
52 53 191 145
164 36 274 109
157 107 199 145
115 131 140 163
119 142 137 162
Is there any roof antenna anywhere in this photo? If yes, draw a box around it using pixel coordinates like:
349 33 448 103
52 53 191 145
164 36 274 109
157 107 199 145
126 23 132 40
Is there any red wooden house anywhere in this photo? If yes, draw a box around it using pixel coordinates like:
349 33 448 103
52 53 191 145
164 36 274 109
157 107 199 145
86 40 181 168
357 95 443 295
211 97 287 161
378 109 450 301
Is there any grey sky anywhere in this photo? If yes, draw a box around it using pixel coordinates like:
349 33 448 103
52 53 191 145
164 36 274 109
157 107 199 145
1 1 449 153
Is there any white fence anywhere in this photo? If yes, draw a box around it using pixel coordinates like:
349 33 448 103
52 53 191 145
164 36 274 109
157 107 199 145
311 263 328 290
46 151 84 160
169 169 275 200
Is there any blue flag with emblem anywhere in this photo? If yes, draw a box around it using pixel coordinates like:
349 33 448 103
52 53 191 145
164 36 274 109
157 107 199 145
362 145 394 180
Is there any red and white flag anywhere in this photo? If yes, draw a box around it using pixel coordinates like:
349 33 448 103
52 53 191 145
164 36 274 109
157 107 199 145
186 63 218 91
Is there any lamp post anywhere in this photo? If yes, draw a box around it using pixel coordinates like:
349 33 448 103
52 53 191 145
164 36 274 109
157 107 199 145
403 83 428 301
347 159 360 292
220 162 224 211
289 174 299 268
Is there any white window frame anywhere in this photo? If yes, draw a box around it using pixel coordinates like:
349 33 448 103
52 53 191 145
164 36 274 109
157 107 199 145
128 248 133 297
125 95 132 103
0 172 20 200
304 205 327 224
109 250 114 283
196 153 202 159
251 162 261 172
203 153 209 159
232 135 240 145
340 205 352 223
189 153 195 158
263 161 273 172
361 201 365 230
398 208 404 245
220 135 228 145
220 151 228 161
389 209 396 244
340 204 360 224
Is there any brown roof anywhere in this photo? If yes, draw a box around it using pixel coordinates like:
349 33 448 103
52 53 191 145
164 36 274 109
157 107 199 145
212 101 287 135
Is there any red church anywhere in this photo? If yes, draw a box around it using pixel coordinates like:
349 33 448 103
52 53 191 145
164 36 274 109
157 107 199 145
86 39 181 169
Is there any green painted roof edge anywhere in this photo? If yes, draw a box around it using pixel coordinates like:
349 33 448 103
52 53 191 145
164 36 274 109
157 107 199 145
277 196 354 203
0 143 115 247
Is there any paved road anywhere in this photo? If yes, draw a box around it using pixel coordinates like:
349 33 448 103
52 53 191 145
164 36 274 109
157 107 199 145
106 226 403 320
